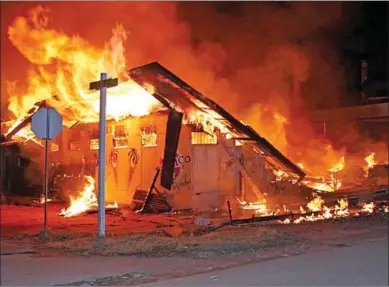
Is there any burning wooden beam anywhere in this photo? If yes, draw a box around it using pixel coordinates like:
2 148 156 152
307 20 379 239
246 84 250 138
2 101 48 141
4 114 34 140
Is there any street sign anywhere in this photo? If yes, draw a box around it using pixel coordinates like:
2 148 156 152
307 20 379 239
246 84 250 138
31 107 63 140
89 78 118 91
31 106 63 236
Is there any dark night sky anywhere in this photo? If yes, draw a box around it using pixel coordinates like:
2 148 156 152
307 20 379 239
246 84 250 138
359 2 388 80
216 1 388 84
178 1 388 106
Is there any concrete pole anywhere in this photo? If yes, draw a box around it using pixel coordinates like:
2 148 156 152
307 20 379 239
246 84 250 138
98 73 107 237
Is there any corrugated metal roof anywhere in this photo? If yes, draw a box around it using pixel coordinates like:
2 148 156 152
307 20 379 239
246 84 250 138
128 62 305 179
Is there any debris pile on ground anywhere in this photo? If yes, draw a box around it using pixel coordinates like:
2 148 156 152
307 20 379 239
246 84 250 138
131 189 171 213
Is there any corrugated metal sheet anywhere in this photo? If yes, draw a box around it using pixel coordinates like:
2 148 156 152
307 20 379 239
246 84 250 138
192 145 221 211
128 62 305 180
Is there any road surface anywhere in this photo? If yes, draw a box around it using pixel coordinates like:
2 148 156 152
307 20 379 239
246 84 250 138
139 239 388 286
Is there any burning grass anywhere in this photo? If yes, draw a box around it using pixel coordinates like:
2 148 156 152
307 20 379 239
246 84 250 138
2 199 387 262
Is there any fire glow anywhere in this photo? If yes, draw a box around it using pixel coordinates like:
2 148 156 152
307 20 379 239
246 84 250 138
59 176 118 217
3 5 388 225
39 195 52 204
281 196 350 224
237 198 268 215
364 152 377 173
299 157 345 192
5 6 161 141
278 196 387 225
4 5 385 184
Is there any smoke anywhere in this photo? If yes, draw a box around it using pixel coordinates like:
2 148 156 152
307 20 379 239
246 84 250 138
1 2 386 174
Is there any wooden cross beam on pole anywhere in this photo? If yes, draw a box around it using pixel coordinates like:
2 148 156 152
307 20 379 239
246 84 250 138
89 74 118 238
89 78 118 91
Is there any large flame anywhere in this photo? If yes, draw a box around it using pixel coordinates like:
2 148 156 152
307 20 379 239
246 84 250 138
59 176 118 217
5 6 161 139
4 6 387 219
59 176 97 217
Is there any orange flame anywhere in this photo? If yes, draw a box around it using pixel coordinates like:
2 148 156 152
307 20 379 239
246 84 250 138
237 198 269 215
301 156 345 192
364 153 377 173
184 110 231 137
328 156 345 173
297 162 305 170
273 169 290 181
360 202 375 214
303 181 341 192
281 195 350 224
333 198 349 217
59 176 97 217
59 176 119 217
306 194 324 212
5 6 161 140
39 194 52 204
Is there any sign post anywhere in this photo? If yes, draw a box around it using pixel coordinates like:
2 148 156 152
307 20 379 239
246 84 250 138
31 106 63 235
89 74 118 238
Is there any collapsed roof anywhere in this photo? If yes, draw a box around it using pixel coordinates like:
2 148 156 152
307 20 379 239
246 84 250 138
1 61 305 180
128 62 305 180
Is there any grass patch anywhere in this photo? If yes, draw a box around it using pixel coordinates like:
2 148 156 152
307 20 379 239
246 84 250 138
41 226 299 258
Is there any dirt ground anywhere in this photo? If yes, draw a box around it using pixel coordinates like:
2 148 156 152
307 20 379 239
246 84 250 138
0 202 196 237
1 203 388 286
1 203 388 257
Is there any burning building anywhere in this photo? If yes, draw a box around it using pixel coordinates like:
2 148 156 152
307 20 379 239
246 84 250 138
2 61 387 218
2 62 307 215
1 4 387 222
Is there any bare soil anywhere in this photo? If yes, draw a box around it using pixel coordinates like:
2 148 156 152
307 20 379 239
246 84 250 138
1 203 388 286
0 203 177 236
1 203 388 259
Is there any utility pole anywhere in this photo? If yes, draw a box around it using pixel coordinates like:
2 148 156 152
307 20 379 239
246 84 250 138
89 74 118 238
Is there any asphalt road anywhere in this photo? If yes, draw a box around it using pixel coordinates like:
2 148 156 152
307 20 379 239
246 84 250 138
139 239 389 286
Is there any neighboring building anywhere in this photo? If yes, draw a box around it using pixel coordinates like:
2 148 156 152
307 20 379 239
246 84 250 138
0 140 42 198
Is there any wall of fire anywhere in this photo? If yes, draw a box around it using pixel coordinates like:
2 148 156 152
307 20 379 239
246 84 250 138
49 112 247 210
